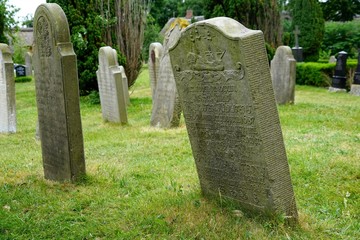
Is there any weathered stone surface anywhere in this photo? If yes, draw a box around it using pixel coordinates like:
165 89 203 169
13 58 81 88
329 56 336 63
169 17 298 222
25 51 33 76
0 44 16 133
150 22 185 128
119 65 130 105
271 46 296 105
33 3 85 182
350 84 360 96
96 46 128 123
148 42 163 99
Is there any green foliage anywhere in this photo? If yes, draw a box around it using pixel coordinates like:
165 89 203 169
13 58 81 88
12 37 27 64
321 21 360 58
296 61 358 87
289 0 325 62
142 14 163 62
320 0 360 21
15 76 32 83
0 0 19 44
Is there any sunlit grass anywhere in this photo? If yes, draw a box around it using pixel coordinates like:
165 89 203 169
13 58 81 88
0 71 359 239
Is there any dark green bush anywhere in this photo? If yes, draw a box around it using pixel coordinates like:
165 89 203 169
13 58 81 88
15 76 32 83
296 61 357 88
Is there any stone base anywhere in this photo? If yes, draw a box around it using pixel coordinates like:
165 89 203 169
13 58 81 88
328 87 347 93
350 84 360 96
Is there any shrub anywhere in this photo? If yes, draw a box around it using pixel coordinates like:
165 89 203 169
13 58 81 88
296 61 358 88
15 76 32 83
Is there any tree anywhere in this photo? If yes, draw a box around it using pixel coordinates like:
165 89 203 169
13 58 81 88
321 0 360 21
203 0 283 48
0 0 18 44
289 0 325 61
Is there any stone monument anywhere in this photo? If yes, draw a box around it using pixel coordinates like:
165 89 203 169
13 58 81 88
291 25 303 62
25 50 33 76
330 51 348 92
169 17 298 222
148 42 163 99
96 46 128 124
271 46 296 105
150 19 188 128
0 44 16 133
119 65 130 105
15 64 26 77
33 3 85 182
350 49 360 96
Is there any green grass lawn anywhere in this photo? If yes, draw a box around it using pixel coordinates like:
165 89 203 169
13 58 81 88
1 68 359 239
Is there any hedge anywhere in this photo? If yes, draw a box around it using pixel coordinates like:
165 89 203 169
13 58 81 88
296 60 358 88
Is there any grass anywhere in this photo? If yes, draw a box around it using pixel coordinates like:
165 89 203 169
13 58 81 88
1 68 360 239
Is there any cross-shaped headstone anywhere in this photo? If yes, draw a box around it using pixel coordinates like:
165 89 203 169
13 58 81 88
293 25 300 48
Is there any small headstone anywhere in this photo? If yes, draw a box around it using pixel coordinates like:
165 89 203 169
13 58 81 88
330 51 348 92
148 42 163 99
96 46 128 123
291 25 303 62
329 56 336 63
169 17 298 222
15 64 27 77
0 43 16 133
350 49 360 96
25 51 33 76
150 20 187 128
33 3 85 182
271 46 296 105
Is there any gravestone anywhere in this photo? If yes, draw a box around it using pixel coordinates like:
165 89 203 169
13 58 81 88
150 20 187 128
25 51 33 76
329 56 336 63
291 25 303 62
15 64 26 77
330 51 348 92
96 46 128 123
350 49 360 96
169 17 298 222
33 3 85 182
271 46 296 105
148 42 163 99
0 44 16 133
119 65 130 105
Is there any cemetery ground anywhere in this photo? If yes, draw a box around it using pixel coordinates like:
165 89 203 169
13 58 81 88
1 66 359 239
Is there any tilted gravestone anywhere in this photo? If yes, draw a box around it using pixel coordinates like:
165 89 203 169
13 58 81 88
350 49 360 96
271 46 296 105
0 44 16 133
169 17 298 222
15 64 26 77
148 42 163 99
96 46 128 124
150 21 186 128
33 3 85 182
25 51 33 76
330 51 348 92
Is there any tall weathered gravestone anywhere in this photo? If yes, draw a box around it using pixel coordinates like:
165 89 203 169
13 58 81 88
25 51 33 76
350 49 360 96
96 46 128 124
330 51 348 92
148 42 163 99
271 46 296 105
150 21 186 128
119 65 130 105
33 3 85 182
0 44 16 133
169 17 298 222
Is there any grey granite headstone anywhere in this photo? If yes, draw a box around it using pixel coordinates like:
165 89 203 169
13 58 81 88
25 51 33 76
169 17 298 222
33 3 85 182
148 42 163 99
150 23 183 128
0 44 16 133
96 46 128 123
271 46 296 105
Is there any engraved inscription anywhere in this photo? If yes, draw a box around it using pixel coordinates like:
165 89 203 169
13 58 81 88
36 16 52 57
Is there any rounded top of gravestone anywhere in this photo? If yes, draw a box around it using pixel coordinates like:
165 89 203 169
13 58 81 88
98 46 118 67
149 42 163 61
0 43 12 62
339 51 348 55
34 4 71 45
275 46 295 57
170 17 261 50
